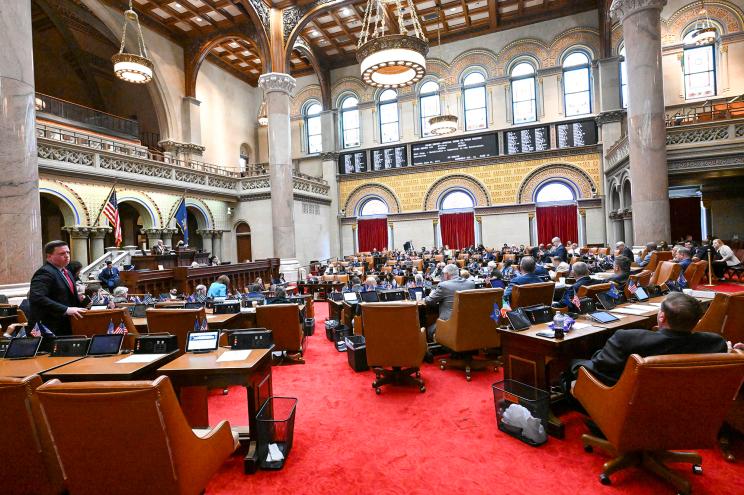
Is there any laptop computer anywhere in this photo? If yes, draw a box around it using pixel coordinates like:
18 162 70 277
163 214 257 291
129 304 147 318
408 287 424 301
506 309 531 331
596 291 618 310
185 331 219 353
4 337 41 359
87 334 124 357
359 291 379 303
343 292 359 304
329 292 344 302
633 287 649 302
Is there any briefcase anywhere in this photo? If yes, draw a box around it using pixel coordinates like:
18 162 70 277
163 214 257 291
229 329 274 349
522 304 553 324
134 333 178 354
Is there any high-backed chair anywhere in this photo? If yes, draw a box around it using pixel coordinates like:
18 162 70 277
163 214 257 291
573 353 744 494
37 376 236 495
336 274 349 284
0 375 65 495
646 250 673 272
361 302 427 394
257 303 304 364
71 308 138 348
597 247 610 256
435 289 504 381
577 282 612 301
145 308 207 354
685 260 708 288
394 275 405 286
509 282 555 309
693 291 744 345
649 260 682 287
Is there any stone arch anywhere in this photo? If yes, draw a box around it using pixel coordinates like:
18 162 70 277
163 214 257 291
291 40 330 107
332 77 373 106
423 175 491 211
548 28 600 65
664 0 744 42
423 59 450 82
292 84 323 116
517 164 597 204
450 50 499 82
187 33 265 96
344 184 401 216
117 194 159 229
38 179 90 226
621 177 633 209
39 190 79 227
610 184 622 211
496 40 550 75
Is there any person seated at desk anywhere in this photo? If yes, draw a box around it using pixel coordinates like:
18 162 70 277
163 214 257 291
570 293 727 386
424 264 475 341
504 257 543 304
343 276 362 293
488 269 505 289
268 287 291 305
194 284 207 298
112 286 129 304
692 240 710 262
363 276 378 292
98 260 120 291
637 242 658 267
675 247 693 271
245 284 265 300
606 256 631 288
556 262 596 311
501 260 517 279
207 275 230 298
615 241 634 260
272 273 287 286
151 239 166 255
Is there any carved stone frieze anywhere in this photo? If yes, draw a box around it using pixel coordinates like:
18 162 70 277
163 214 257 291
596 110 626 126
666 126 729 145
258 72 296 95
610 0 667 22
38 144 94 166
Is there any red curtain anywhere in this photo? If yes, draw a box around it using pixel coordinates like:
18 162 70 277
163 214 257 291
536 205 578 245
670 197 701 242
440 212 475 249
358 218 388 252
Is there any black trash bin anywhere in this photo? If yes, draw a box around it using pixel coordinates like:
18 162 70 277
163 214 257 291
256 396 298 470
303 318 315 336
345 335 368 371
492 380 549 447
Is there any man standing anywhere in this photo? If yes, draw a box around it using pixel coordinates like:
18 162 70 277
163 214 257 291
98 260 120 291
424 264 475 341
151 239 166 255
549 237 568 262
29 241 87 336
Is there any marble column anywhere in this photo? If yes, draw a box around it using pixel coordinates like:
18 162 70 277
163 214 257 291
141 228 162 251
0 0 43 285
89 227 110 261
623 211 635 246
160 228 177 249
197 230 213 256
610 0 670 243
212 231 222 260
258 73 300 280
63 227 90 266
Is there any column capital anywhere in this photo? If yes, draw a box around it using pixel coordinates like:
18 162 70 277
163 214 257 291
596 110 626 126
196 229 214 239
140 228 163 235
610 0 666 22
62 226 91 238
89 227 111 238
320 151 340 162
258 72 296 95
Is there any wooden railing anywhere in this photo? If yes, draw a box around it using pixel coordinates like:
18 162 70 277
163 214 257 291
36 92 139 138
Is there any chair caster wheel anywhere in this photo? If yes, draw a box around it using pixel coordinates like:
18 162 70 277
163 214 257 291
584 445 593 453
599 474 611 485
419 386 426 393
692 464 703 475
466 375 472 382
440 364 446 370
415 371 421 378
222 388 229 395
375 388 381 395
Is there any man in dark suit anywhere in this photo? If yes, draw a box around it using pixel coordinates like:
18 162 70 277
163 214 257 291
29 241 87 336
98 260 120 291
675 247 693 272
607 256 631 288
151 239 166 255
571 293 726 386
615 241 634 261
504 256 544 303
549 237 568 262
425 264 475 340
559 262 596 311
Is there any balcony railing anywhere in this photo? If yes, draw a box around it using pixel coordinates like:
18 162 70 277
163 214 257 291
35 93 139 139
665 94 744 127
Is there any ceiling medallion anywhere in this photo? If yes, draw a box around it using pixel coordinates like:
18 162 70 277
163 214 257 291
112 1 153 84
357 0 428 88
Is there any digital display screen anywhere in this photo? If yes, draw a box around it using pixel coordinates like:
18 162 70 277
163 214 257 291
186 331 219 352
87 334 123 356
371 145 408 170
505 125 550 154
411 132 499 165
556 120 598 148
4 337 41 359
338 151 368 174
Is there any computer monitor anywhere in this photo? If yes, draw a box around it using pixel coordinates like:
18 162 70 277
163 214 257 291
596 291 618 311
343 292 359 304
185 331 219 353
359 291 379 303
329 292 344 302
87 334 124 356
408 287 424 301
588 311 620 324
506 309 531 331
380 290 406 302
4 337 41 359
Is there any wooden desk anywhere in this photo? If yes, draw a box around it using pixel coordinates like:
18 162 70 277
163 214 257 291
157 347 273 474
0 356 84 378
42 351 178 382
131 309 257 333
0 315 18 331
328 299 343 322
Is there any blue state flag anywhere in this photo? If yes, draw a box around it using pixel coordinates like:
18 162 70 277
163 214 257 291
608 283 621 300
175 198 189 245
490 303 500 322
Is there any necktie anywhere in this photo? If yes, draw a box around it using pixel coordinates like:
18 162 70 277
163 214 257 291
62 268 75 294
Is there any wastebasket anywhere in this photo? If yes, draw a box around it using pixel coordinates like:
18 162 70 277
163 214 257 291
256 396 298 470
492 380 549 446
345 335 368 371
303 318 315 336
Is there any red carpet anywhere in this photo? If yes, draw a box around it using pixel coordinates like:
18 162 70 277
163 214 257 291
205 304 743 494
696 282 744 293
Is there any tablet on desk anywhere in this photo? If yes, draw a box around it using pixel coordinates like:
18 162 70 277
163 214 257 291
588 311 620 324
633 287 649 302
4 337 41 359
359 291 379 303
596 291 617 310
408 287 424 301
506 309 531 331
343 292 359 304
87 334 124 357
185 331 219 353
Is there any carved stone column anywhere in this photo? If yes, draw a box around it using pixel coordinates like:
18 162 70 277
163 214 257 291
610 0 670 243
197 229 213 256
321 151 341 258
89 227 110 261
212 231 223 260
63 227 90 265
141 228 163 251
622 209 634 247
258 72 300 280
0 0 43 284
160 228 177 249
181 96 202 156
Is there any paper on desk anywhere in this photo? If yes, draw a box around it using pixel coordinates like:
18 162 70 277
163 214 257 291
624 304 658 311
216 350 252 362
648 302 662 307
572 322 591 330
610 308 649 316
115 354 163 364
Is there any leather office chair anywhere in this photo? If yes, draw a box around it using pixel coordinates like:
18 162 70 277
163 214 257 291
394 275 405 286
0 375 64 495
336 274 349 284
649 260 682 287
577 282 612 301
37 376 236 495
71 308 138 348
361 302 427 394
509 282 555 309
685 260 708 288
573 353 744 494
646 251 673 272
435 289 504 381
257 303 304 364
145 308 207 354
597 247 610 256
693 291 744 346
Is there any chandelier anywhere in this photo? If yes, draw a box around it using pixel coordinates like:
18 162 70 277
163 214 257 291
112 0 153 84
427 20 457 136
689 1 718 46
257 98 268 127
357 0 428 88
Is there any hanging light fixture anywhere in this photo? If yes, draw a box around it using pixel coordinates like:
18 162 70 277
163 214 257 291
257 98 268 127
427 17 457 136
112 0 153 84
689 1 718 46
357 0 428 88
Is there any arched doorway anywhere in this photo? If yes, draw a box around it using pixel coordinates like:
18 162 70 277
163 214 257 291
172 207 206 250
357 197 389 252
534 181 578 245
236 222 252 262
438 190 475 249
40 195 70 247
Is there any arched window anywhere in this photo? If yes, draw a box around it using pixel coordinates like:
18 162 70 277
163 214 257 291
510 62 537 124
462 70 487 131
419 80 440 137
440 190 475 211
340 95 360 148
682 30 717 99
304 101 322 154
618 45 628 109
535 182 576 203
360 198 389 217
378 89 399 143
562 51 592 117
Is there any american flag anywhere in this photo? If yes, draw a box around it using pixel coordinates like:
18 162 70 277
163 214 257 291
113 321 128 335
628 279 638 294
107 319 115 334
572 292 582 309
194 317 200 333
90 294 100 305
30 323 42 337
201 318 209 331
143 294 155 305
500 301 512 319
103 191 122 247
195 293 206 303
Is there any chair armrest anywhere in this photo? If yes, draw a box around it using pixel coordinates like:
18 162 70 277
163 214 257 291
195 419 239 452
178 419 236 493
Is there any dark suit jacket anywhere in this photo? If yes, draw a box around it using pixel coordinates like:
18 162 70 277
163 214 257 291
29 262 85 336
550 245 568 262
572 328 727 386
620 247 634 260
607 271 630 288
504 273 544 302
98 267 120 289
